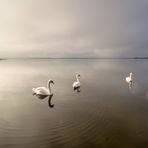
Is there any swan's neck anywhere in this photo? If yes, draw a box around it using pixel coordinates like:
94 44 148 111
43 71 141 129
76 75 80 83
130 74 132 79
47 82 52 94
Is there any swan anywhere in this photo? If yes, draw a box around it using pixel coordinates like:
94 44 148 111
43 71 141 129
73 74 81 89
32 80 54 96
126 72 133 83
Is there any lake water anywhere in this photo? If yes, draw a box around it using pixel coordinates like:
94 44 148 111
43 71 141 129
0 59 148 148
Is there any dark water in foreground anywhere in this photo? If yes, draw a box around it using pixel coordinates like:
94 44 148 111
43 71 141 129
0 59 148 148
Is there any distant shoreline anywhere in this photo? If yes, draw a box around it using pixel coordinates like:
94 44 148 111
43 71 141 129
0 58 6 60
4 57 148 60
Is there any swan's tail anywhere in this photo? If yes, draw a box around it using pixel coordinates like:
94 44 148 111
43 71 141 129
32 88 36 95
32 88 35 91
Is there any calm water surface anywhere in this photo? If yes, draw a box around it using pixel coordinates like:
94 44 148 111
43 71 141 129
0 59 148 148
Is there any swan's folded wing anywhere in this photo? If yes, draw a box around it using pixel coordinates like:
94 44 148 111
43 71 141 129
34 87 49 95
126 77 130 82
73 81 80 88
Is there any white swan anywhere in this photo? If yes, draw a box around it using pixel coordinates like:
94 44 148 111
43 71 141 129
126 72 133 83
73 74 81 89
32 80 54 96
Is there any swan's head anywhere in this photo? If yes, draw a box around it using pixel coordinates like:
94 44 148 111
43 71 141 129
48 80 54 84
130 72 133 76
76 74 80 77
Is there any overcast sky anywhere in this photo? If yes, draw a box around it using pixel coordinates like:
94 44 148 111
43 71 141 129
0 0 148 58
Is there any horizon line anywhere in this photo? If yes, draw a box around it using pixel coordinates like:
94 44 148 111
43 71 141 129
1 57 148 60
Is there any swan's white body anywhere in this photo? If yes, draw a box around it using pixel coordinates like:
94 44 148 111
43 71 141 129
126 73 133 83
73 74 80 89
32 80 54 96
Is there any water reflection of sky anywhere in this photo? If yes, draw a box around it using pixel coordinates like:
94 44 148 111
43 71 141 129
0 59 148 147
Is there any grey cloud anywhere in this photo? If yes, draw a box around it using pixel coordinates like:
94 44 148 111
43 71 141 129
0 0 148 57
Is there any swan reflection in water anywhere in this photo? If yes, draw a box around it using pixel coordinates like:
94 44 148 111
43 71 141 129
128 81 133 89
33 94 55 108
73 86 81 93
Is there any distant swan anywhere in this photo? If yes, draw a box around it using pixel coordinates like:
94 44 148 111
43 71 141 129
32 80 54 96
126 72 133 83
73 74 81 89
